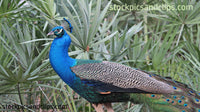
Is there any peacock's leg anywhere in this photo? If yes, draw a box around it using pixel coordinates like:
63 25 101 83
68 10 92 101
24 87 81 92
103 103 114 112
92 103 104 112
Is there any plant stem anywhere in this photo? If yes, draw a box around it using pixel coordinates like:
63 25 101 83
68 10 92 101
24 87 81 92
176 24 184 46
143 10 150 65
18 82 25 112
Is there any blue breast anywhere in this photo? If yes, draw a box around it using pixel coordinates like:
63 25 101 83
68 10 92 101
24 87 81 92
49 34 77 86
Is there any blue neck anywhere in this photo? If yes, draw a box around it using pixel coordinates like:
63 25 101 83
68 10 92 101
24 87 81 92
49 33 76 86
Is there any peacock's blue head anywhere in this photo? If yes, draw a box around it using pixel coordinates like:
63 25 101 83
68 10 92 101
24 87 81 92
47 26 66 37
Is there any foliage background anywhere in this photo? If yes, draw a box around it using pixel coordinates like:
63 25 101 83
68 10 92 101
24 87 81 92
0 0 200 111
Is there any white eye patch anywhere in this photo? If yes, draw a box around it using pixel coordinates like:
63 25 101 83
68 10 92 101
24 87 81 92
58 29 63 33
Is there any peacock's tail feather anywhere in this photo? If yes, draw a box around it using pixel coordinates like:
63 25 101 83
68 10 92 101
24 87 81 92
128 73 200 112
129 93 200 112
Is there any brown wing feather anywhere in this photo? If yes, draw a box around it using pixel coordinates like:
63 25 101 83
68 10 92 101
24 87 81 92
71 61 175 94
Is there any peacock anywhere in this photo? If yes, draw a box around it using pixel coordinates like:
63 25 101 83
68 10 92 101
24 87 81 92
47 18 200 112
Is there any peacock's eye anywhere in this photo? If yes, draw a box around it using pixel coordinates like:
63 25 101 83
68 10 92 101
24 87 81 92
55 29 63 34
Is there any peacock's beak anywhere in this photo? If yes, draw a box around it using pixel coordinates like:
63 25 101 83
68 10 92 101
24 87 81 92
47 31 54 36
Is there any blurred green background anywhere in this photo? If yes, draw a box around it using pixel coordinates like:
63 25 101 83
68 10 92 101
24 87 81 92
0 0 200 111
